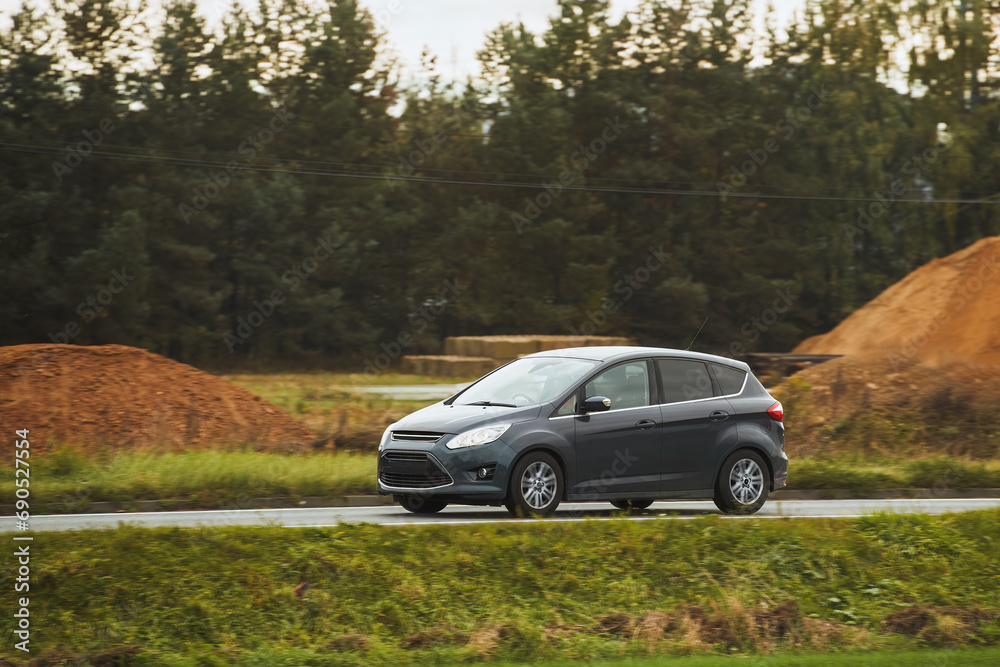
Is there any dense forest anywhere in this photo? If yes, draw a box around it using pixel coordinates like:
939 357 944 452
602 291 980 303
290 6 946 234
1 0 998 367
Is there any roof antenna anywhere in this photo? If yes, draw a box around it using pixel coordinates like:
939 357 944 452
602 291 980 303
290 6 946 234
685 317 709 351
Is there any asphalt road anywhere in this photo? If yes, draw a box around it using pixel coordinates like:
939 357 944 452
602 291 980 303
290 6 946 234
9 498 1000 533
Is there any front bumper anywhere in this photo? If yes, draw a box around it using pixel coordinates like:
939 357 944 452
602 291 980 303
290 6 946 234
376 437 517 502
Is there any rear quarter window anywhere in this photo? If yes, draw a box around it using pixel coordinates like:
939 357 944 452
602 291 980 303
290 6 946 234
712 364 747 396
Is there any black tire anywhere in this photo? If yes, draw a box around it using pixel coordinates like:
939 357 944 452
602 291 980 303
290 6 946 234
713 449 769 515
505 451 563 517
399 496 448 514
610 499 654 511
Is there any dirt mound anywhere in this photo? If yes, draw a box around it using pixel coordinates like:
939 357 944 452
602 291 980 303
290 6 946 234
0 344 316 455
794 236 1000 366
778 351 1000 427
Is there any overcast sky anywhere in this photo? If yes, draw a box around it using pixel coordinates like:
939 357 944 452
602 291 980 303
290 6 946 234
1 0 806 80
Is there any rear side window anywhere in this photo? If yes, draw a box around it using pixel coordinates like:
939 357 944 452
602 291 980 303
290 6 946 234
712 364 747 396
656 359 713 403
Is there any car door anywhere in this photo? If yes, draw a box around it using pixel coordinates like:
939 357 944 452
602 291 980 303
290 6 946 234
656 358 738 492
571 359 662 497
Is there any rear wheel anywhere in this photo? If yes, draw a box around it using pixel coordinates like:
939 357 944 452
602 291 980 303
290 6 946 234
399 496 447 514
610 499 654 511
505 451 562 517
713 450 769 515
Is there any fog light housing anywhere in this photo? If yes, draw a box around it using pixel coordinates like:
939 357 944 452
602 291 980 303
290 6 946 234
468 463 497 481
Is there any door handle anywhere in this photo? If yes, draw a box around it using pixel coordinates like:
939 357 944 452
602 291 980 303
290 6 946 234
709 410 729 422
635 419 656 430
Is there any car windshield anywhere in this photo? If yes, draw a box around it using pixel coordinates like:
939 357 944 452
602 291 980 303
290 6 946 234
453 356 600 408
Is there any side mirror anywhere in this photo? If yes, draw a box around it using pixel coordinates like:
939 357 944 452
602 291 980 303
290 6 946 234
582 395 612 413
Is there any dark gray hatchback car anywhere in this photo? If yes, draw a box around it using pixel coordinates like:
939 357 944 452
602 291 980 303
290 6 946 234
377 346 787 516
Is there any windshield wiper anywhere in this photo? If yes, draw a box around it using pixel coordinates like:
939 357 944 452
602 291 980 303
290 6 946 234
465 400 518 408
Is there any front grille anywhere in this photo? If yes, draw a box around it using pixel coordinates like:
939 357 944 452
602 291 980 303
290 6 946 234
383 450 431 462
379 451 453 489
391 430 444 443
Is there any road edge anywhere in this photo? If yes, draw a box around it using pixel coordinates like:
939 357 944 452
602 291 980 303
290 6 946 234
7 488 1000 515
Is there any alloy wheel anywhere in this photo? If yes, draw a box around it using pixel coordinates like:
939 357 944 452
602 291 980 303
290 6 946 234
521 461 557 510
729 458 763 505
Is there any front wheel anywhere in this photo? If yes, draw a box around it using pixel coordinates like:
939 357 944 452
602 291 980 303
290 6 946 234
505 451 563 517
713 450 769 515
610 499 654 511
399 496 448 514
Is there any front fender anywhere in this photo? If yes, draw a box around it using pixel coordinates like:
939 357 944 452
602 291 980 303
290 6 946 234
503 417 576 489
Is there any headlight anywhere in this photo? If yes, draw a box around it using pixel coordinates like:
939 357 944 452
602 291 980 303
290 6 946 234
378 426 393 452
446 423 512 450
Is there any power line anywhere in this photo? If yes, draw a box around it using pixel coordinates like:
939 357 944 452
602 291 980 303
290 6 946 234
4 132 994 197
2 142 999 206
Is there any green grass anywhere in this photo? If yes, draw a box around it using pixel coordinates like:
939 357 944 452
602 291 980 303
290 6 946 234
788 457 1000 491
4 511 1000 665
5 448 375 511
6 448 1000 513
486 647 1000 666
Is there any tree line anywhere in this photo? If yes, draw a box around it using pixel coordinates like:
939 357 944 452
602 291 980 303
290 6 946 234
1 0 998 368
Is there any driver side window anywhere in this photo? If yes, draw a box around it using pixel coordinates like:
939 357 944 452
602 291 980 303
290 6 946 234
584 362 650 411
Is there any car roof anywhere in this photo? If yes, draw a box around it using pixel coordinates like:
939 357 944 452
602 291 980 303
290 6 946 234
522 346 751 371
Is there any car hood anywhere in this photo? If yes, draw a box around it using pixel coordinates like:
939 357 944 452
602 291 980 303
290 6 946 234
394 402 543 434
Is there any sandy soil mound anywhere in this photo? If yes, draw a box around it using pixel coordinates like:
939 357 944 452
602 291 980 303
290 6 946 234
0 344 317 456
794 236 1000 366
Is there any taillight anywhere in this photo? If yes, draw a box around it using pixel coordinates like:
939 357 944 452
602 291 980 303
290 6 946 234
766 401 783 422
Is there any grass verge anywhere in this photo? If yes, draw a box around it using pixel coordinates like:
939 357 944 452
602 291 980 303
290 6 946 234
3 511 1000 665
5 447 1000 513
488 647 1000 666
789 457 1000 491
7 447 1000 513
4 448 375 511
